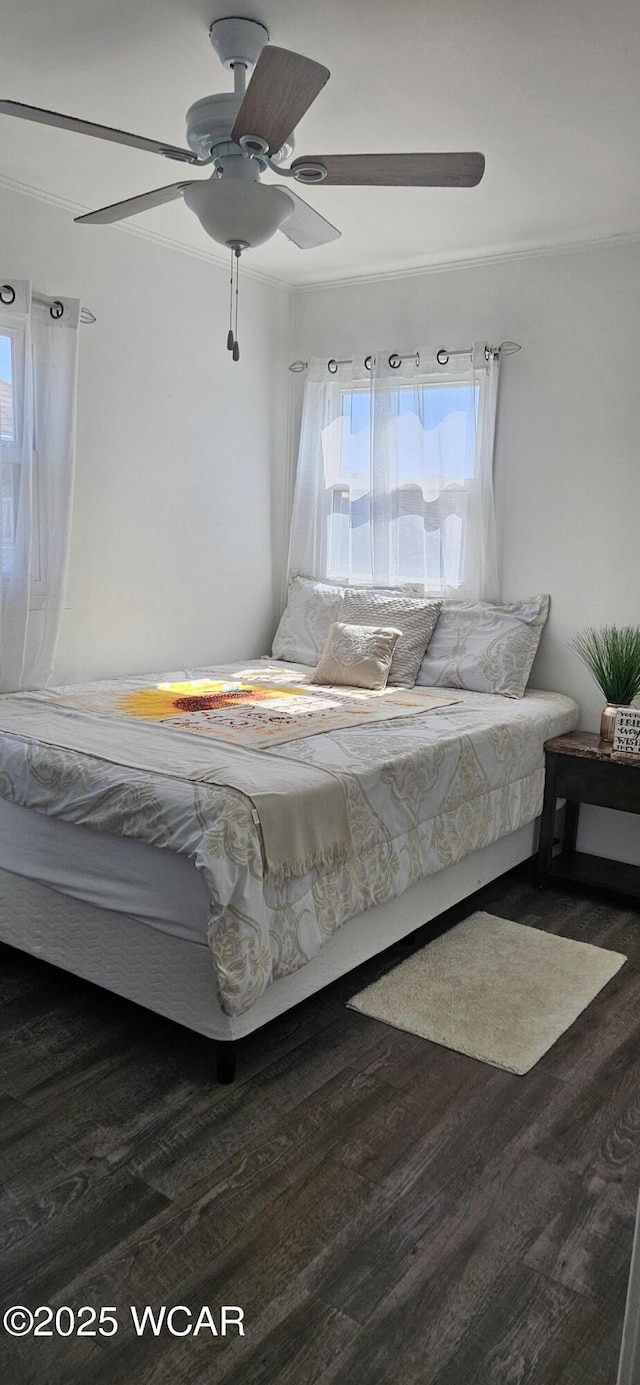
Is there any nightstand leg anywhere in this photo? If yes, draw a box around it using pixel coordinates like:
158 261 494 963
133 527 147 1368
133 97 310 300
537 752 558 889
564 800 580 854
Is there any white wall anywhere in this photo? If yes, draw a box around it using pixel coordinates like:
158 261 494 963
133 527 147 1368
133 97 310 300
292 241 640 863
1 181 292 683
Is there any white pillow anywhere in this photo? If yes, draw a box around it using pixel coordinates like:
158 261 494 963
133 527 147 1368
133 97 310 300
417 595 550 698
272 574 344 666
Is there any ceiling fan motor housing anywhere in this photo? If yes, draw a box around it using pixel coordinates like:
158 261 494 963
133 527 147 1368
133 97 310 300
186 93 294 163
186 93 241 161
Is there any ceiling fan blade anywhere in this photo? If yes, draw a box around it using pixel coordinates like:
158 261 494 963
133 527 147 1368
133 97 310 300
291 152 486 187
74 182 195 225
0 100 198 164
231 47 330 154
279 189 341 249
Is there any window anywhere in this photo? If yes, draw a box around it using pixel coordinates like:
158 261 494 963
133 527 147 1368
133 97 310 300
320 379 479 590
1 328 44 591
1 331 20 579
289 348 499 601
0 333 15 442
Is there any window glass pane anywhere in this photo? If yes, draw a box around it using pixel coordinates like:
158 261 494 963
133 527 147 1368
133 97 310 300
321 379 479 588
1 334 20 577
0 334 14 444
2 463 19 577
394 384 478 484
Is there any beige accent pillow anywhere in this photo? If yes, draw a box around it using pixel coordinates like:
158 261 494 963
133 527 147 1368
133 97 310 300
341 590 442 686
311 622 402 690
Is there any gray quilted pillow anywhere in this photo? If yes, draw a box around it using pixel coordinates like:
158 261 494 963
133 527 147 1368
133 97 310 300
340 590 442 686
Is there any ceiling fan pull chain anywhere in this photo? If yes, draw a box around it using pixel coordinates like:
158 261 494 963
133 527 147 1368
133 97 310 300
232 246 241 362
227 246 235 351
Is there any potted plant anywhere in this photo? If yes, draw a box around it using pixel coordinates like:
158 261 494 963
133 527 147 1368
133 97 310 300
570 625 640 742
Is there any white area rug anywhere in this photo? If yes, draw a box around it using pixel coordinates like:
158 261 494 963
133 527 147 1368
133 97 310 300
348 911 626 1074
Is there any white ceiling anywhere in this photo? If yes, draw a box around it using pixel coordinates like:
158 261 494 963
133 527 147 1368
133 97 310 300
2 0 640 286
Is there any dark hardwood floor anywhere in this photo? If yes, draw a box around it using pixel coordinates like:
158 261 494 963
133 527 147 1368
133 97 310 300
1 867 639 1384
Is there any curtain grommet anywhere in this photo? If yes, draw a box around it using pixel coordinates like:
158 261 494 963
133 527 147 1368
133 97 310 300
436 349 449 365
327 359 338 374
0 284 16 305
49 301 64 320
388 353 401 369
364 355 373 371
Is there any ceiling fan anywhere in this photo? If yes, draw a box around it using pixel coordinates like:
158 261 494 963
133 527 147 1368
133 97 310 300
0 16 485 357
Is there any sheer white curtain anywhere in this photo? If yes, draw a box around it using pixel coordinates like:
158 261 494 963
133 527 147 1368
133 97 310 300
0 281 80 691
288 343 500 600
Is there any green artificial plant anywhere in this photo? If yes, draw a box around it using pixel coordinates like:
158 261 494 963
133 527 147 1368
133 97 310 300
570 624 640 705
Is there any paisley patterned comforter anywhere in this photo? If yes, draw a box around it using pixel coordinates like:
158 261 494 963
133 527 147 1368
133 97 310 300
0 659 578 1016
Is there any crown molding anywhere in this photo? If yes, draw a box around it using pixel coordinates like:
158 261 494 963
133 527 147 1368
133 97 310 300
4 171 640 297
0 172 291 292
292 227 640 294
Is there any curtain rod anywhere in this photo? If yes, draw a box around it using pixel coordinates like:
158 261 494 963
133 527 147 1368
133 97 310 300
1 284 96 324
288 341 521 373
35 293 96 325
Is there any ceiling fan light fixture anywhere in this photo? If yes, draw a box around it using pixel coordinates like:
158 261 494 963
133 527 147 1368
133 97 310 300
183 176 294 248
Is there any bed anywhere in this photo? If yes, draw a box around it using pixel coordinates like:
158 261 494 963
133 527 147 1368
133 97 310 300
0 656 578 1081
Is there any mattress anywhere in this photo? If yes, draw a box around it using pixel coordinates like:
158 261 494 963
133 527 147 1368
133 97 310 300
0 798 210 943
0 659 579 1016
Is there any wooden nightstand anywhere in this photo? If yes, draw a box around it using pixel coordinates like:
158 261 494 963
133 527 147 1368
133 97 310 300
536 731 640 898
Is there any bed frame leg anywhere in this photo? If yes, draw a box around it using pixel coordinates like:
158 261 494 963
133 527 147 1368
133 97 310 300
216 1040 237 1085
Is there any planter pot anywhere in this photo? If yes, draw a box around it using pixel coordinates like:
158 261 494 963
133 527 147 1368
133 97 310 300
600 703 628 744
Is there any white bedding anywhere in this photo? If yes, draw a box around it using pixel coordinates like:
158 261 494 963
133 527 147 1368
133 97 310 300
0 659 578 1016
